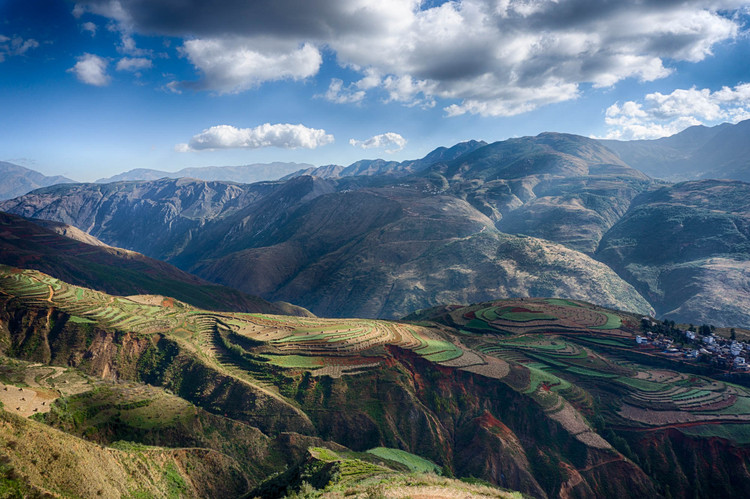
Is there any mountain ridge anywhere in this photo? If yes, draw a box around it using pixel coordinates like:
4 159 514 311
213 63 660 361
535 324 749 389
0 161 76 201
95 161 315 184
600 119 750 181
4 127 750 325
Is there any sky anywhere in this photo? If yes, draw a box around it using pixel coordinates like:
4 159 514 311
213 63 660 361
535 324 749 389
1 0 750 181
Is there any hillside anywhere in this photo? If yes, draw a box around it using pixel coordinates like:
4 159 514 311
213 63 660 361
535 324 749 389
596 179 750 327
0 177 286 260
0 211 310 316
4 131 750 325
185 185 652 318
3 266 750 497
0 133 656 321
600 119 750 181
0 162 75 201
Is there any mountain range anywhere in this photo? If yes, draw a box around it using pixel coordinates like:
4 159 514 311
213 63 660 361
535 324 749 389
3 120 750 328
0 162 75 201
3 120 750 498
1 134 656 322
94 161 315 184
601 119 750 181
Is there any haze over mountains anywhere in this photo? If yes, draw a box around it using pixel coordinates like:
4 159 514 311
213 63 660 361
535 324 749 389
0 162 76 201
95 161 315 184
601 118 750 181
4 120 750 327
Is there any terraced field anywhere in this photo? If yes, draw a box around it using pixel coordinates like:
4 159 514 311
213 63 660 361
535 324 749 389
465 324 750 438
5 264 750 458
453 298 633 335
0 266 481 380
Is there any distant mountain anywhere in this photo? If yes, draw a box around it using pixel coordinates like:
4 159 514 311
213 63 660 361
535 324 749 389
280 164 345 180
0 161 76 201
433 133 652 254
96 162 314 184
600 119 750 181
0 178 278 260
596 179 750 327
1 135 655 320
282 140 488 180
185 181 652 319
9 131 750 325
0 211 311 316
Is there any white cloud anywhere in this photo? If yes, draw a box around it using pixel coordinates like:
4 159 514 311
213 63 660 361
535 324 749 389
70 0 747 115
178 38 321 93
163 80 182 94
603 84 750 140
176 123 334 151
322 78 365 104
81 21 97 36
67 53 110 86
349 132 407 153
116 56 152 71
0 34 40 62
322 69 382 105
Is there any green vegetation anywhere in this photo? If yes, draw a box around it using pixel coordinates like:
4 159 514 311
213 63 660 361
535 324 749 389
544 298 581 307
679 424 750 445
577 337 630 347
6 265 750 498
366 447 439 473
616 376 668 392
591 311 622 330
251 447 520 499
524 363 571 394
565 366 620 378
264 355 326 369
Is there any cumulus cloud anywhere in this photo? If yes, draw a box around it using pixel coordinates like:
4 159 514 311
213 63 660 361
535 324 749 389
72 0 747 114
116 56 152 71
603 84 750 140
177 38 321 93
176 123 334 151
67 53 110 86
349 132 407 153
0 34 40 62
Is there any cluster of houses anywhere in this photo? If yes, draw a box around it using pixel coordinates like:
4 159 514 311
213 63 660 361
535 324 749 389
635 326 749 371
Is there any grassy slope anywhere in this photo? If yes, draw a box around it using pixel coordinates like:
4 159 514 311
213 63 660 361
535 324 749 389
0 408 248 498
248 447 523 499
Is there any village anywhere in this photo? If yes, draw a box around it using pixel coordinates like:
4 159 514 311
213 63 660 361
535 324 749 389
635 318 750 371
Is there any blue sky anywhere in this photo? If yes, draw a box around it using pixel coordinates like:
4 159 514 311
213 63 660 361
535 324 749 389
1 0 750 181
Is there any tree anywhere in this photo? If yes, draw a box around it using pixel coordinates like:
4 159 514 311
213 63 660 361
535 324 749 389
731 328 737 340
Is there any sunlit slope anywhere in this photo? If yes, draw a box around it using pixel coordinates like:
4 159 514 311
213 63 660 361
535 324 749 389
5 265 750 496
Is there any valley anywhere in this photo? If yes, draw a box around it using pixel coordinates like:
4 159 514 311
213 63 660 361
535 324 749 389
4 128 749 326
2 123 750 497
2 265 750 497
